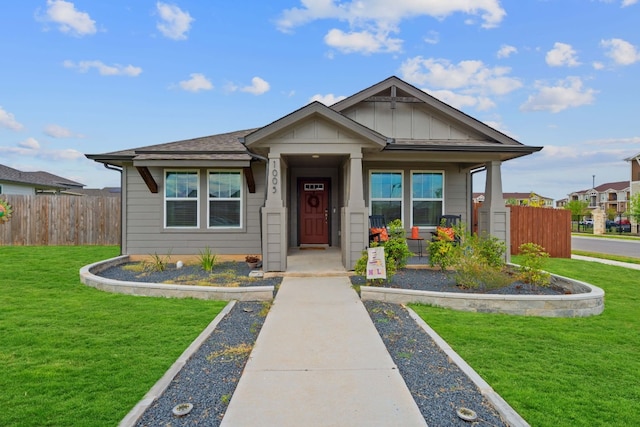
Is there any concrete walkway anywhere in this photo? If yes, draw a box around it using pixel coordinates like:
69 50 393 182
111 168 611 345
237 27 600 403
220 276 427 427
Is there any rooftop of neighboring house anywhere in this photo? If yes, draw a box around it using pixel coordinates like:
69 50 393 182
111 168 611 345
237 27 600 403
473 192 553 200
0 163 85 191
569 180 630 196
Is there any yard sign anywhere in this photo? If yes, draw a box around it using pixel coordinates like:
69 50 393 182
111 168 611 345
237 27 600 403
366 246 386 279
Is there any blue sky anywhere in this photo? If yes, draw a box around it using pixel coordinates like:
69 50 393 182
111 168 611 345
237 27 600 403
1 1 639 202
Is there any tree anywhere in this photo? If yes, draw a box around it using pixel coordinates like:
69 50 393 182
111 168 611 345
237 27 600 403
629 193 640 224
606 207 617 221
564 199 589 222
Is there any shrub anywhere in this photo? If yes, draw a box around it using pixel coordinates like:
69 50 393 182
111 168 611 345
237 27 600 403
148 252 171 272
354 219 410 285
517 242 551 287
198 246 217 272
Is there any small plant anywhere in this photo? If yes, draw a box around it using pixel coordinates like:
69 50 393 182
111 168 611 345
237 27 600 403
207 343 253 363
517 242 551 287
148 252 170 272
198 246 217 272
220 394 231 405
428 230 460 271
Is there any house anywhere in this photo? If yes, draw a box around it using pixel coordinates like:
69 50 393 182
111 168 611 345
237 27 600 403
473 192 554 207
626 152 640 229
86 76 542 272
555 198 568 209
0 164 84 195
567 180 630 218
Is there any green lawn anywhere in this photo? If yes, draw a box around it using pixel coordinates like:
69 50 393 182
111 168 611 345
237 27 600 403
0 246 227 427
410 257 640 426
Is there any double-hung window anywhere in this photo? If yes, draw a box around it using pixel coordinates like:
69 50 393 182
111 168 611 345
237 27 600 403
411 171 444 227
370 171 403 222
165 170 199 228
208 170 242 228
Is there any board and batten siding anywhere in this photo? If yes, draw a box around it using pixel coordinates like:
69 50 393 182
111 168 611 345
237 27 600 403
122 163 265 256
343 101 484 141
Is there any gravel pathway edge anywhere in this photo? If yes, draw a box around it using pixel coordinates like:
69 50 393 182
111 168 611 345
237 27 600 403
119 301 237 427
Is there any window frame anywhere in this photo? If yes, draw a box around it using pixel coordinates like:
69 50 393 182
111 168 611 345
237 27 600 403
164 169 200 229
410 170 445 228
369 170 404 222
207 169 243 229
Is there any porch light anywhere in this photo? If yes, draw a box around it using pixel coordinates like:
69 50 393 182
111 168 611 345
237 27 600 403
312 154 320 158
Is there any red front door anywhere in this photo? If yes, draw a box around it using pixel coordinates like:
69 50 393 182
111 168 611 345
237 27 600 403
299 179 329 245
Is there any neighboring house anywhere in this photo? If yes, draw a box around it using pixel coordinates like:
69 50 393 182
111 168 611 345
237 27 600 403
626 152 640 229
567 180 630 218
0 164 84 195
73 187 121 197
473 192 553 207
86 76 542 272
555 198 568 209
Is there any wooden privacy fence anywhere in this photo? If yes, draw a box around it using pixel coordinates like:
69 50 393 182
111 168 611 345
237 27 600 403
0 195 120 246
509 205 571 258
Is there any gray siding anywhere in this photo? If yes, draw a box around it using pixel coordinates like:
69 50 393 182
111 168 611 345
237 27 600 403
123 163 265 256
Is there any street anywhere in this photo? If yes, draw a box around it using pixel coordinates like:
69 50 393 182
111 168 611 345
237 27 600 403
572 235 640 259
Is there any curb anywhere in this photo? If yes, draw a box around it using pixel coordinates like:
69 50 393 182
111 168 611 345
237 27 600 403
118 301 237 427
405 307 530 427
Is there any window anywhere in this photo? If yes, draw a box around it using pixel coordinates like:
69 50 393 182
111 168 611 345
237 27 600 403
411 171 444 227
165 170 199 228
208 170 242 228
370 171 403 221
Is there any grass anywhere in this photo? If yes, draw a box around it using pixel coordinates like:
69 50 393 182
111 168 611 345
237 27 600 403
0 246 227 427
410 256 640 426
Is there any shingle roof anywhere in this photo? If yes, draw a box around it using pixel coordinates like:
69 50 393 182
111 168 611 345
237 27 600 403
88 129 256 163
0 164 84 189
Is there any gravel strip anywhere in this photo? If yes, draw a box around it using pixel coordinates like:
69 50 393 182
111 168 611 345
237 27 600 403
365 301 508 427
133 301 267 427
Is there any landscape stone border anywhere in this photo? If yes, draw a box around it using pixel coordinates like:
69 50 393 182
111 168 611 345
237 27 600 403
79 255 274 302
361 267 605 317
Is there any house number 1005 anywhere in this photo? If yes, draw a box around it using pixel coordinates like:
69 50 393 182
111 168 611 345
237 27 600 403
271 161 278 193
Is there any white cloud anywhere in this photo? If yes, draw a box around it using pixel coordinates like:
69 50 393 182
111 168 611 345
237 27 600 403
178 73 213 92
424 31 439 45
63 60 142 76
622 0 638 6
324 28 402 54
49 148 84 160
592 61 605 70
546 42 580 67
156 2 194 40
0 106 24 131
309 94 347 105
44 124 84 138
600 38 640 65
41 0 96 36
497 44 517 58
276 0 505 54
520 76 597 113
19 137 40 150
425 89 495 111
399 56 521 110
240 77 270 95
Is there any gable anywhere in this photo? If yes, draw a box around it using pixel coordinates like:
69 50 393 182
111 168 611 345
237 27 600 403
341 99 484 141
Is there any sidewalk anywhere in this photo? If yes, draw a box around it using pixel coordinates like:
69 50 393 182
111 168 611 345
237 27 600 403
571 254 640 270
220 276 427 427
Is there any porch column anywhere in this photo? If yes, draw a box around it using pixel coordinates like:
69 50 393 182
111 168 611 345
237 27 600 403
262 153 287 272
343 152 368 269
478 160 511 262
348 153 365 208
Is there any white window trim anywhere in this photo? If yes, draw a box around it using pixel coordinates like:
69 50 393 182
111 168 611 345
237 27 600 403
207 169 243 229
410 170 444 228
164 169 200 229
369 170 404 221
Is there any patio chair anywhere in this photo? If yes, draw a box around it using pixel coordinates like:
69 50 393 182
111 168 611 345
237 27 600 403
369 215 388 244
431 214 461 244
